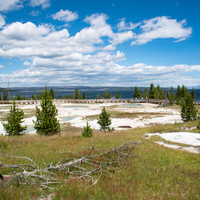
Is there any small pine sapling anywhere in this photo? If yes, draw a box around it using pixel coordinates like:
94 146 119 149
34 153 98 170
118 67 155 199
82 122 93 137
33 86 61 135
97 107 112 131
2 100 27 136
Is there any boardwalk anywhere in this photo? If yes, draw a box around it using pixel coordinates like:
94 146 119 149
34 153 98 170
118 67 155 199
1 99 200 105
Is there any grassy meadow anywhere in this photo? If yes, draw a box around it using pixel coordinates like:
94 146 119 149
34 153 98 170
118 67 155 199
0 106 200 199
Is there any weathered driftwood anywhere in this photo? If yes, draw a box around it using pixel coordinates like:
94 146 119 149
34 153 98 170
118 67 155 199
0 141 140 188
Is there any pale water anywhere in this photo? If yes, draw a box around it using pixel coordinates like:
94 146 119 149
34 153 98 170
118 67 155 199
123 104 142 107
61 106 86 109
25 116 77 133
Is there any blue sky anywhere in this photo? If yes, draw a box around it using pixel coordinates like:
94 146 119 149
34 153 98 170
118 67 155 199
0 0 200 87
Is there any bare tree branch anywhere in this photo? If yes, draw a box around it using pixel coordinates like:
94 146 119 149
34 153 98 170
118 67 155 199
0 141 140 188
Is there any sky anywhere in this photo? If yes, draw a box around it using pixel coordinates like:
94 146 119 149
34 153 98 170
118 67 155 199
0 0 200 88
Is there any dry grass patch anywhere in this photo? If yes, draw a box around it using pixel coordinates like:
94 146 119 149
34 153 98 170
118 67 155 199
24 109 36 118
0 124 200 199
162 104 181 111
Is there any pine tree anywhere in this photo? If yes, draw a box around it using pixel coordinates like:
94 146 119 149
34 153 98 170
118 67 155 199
97 94 103 99
49 88 55 99
103 91 111 99
149 83 156 99
181 85 187 97
74 88 79 99
156 85 161 99
133 86 139 98
115 91 120 99
180 91 198 122
3 90 8 100
175 85 181 104
31 93 36 100
36 93 40 100
97 107 111 131
143 88 149 98
138 89 142 98
2 100 27 136
33 86 61 135
83 91 86 99
82 121 93 137
169 93 175 105
191 87 196 101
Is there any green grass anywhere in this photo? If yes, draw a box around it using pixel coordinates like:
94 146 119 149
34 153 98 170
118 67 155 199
0 104 200 199
0 122 200 200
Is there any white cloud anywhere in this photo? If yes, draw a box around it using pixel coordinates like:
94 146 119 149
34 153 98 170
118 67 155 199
0 0 23 11
1 22 51 41
111 31 135 45
71 14 113 46
29 0 50 9
23 61 31 67
1 62 200 87
117 18 140 31
0 14 197 87
52 9 78 22
0 65 6 69
131 16 192 45
84 13 108 27
29 10 41 16
0 14 5 28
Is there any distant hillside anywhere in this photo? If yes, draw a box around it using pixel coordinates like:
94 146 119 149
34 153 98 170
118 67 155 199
0 87 5 92
0 87 15 92
9 86 174 92
194 85 200 89
10 86 173 92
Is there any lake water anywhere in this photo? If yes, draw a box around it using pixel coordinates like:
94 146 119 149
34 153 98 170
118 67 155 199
3 89 200 101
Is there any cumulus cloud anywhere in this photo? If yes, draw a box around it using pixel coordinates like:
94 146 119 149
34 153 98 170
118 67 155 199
1 22 51 41
23 61 31 67
117 18 140 31
0 14 196 87
111 31 135 45
0 14 5 28
0 0 23 11
52 9 78 22
1 62 200 87
29 0 50 9
84 13 108 26
131 16 192 45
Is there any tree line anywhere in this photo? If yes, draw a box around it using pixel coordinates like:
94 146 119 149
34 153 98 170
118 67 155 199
61 88 121 100
0 88 58 101
0 84 197 103
133 83 196 104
